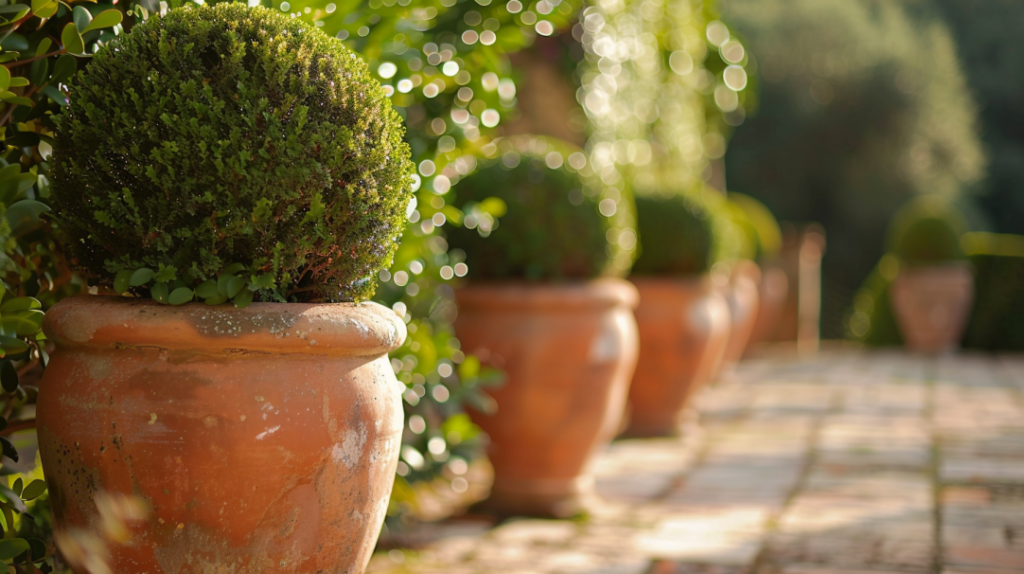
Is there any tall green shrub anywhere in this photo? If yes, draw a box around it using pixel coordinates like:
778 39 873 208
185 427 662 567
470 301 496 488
923 1 1024 238
722 0 984 335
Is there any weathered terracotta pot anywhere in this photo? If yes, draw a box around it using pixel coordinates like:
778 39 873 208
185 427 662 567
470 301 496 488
746 264 789 354
454 279 639 518
890 264 974 354
719 260 761 374
37 296 406 574
624 276 730 437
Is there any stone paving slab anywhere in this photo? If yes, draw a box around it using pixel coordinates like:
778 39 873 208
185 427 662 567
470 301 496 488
368 350 1024 574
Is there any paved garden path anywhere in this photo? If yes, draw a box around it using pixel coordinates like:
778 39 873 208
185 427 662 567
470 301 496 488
367 348 1024 574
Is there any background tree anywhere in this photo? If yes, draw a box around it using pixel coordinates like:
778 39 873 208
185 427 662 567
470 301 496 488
720 0 985 336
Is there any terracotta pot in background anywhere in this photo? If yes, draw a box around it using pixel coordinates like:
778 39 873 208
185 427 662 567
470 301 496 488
719 260 761 375
745 265 789 355
624 276 730 437
890 264 974 354
38 296 406 574
454 279 639 518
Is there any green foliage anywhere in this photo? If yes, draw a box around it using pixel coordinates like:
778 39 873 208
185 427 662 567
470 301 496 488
728 192 781 260
580 0 752 200
51 3 413 303
0 0 124 567
722 0 984 335
632 191 728 277
921 1 1024 239
887 195 966 266
846 254 902 346
445 136 634 281
961 234 1024 351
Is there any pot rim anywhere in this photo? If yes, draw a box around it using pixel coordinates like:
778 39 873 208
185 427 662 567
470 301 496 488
43 295 407 357
454 277 639 311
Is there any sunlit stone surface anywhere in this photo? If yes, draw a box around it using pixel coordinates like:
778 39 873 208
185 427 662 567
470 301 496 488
367 348 1024 573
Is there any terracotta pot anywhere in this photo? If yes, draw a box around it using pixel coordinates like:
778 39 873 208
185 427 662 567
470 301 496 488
745 265 789 354
890 263 974 354
719 260 761 374
37 296 406 574
454 279 639 518
624 276 730 437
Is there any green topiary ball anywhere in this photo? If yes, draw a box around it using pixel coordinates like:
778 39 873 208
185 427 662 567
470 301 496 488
51 3 413 303
631 190 741 277
888 196 966 266
445 136 635 281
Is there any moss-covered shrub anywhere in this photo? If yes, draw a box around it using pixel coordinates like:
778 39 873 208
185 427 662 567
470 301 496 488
52 3 413 304
445 136 635 281
631 191 734 277
729 193 782 260
887 196 966 266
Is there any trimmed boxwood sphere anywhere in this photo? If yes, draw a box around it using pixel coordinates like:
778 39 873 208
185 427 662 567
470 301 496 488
446 136 634 281
51 3 413 302
887 196 966 267
631 190 739 277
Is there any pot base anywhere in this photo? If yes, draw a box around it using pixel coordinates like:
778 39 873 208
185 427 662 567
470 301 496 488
474 476 590 519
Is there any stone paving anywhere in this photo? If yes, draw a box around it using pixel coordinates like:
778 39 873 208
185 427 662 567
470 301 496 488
367 348 1024 574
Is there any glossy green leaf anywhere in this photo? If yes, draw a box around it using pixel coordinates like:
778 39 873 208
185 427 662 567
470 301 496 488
11 478 21 498
203 294 226 306
0 437 18 463
216 273 234 297
35 37 51 57
60 22 84 55
30 0 57 19
29 56 47 86
20 479 45 501
195 280 218 299
129 268 154 287
113 269 132 294
167 287 194 306
233 288 254 308
0 361 16 394
0 164 36 204
7 77 28 87
0 297 40 313
223 263 245 275
150 282 169 303
1 34 28 52
82 8 121 33
1 309 42 336
3 96 33 107
72 5 91 31
4 199 49 234
26 538 45 561
1 297 40 313
225 275 245 298
0 538 27 560
50 53 75 84
0 66 10 92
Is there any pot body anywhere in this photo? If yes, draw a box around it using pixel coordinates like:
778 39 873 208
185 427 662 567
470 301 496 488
746 265 789 354
719 260 762 373
625 276 730 437
454 279 639 517
37 296 406 574
890 264 974 354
